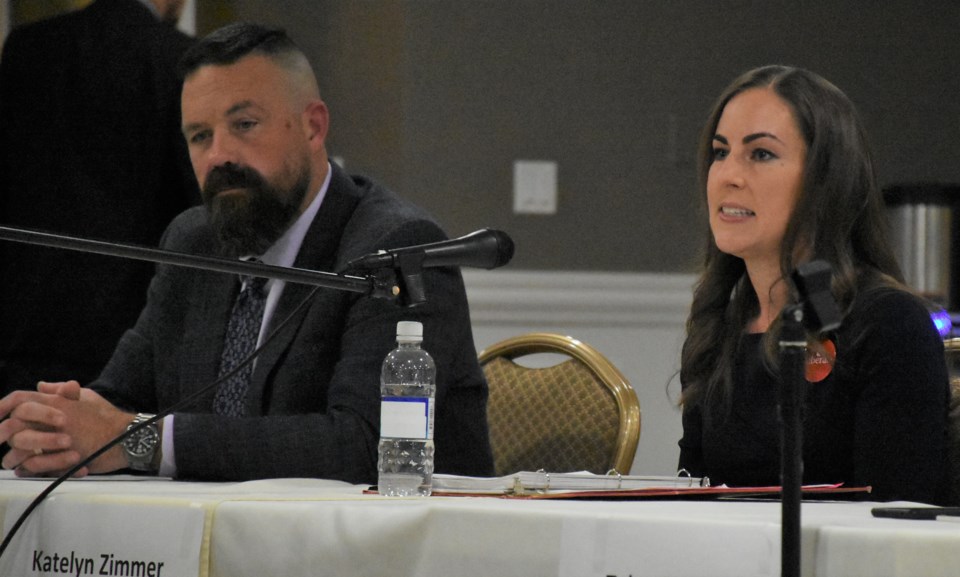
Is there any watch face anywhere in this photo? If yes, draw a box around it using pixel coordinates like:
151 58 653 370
125 426 159 458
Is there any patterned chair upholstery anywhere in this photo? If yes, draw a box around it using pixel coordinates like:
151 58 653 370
478 333 640 476
944 339 960 504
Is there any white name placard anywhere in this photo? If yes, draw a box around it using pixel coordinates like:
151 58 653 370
0 496 206 577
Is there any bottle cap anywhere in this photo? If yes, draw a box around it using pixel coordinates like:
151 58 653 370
396 321 423 342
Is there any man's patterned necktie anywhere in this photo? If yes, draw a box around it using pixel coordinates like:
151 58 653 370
213 275 268 416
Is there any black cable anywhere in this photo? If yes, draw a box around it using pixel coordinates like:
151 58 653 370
0 284 322 559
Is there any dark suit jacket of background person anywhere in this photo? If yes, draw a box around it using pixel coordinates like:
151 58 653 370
0 0 199 394
90 163 496 482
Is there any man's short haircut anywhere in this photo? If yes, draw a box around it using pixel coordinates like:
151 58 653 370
177 22 302 80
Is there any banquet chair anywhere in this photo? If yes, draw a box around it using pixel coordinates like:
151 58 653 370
478 333 641 476
942 338 960 503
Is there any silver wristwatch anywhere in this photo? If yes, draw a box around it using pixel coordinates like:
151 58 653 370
122 413 160 472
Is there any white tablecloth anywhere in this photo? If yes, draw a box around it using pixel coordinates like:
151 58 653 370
0 473 957 577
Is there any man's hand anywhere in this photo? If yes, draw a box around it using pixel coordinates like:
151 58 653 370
0 381 133 477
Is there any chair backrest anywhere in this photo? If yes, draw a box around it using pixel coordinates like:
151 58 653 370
942 339 960 503
478 333 641 476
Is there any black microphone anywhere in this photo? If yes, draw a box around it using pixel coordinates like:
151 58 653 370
345 228 515 271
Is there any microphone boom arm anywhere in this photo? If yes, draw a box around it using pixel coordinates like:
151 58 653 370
342 228 516 306
0 225 399 300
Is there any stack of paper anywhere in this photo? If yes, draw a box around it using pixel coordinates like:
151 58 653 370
431 470 707 496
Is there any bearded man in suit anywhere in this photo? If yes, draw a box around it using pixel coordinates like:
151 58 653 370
0 22 494 483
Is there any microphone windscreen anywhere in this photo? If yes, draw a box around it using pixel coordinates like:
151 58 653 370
491 230 515 268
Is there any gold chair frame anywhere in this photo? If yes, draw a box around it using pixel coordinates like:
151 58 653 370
479 333 641 475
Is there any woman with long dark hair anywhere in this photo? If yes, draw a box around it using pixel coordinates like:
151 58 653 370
678 65 950 504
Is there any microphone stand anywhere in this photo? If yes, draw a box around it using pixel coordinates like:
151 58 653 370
0 225 399 300
778 260 842 577
778 304 806 577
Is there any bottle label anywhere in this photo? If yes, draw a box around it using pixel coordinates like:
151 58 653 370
380 397 434 440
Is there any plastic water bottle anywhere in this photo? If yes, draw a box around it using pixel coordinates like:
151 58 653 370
377 321 436 496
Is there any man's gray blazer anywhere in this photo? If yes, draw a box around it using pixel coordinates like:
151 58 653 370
92 164 494 482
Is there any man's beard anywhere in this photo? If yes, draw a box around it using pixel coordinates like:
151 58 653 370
202 163 310 258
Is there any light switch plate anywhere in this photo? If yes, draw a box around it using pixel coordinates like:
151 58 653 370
513 160 557 215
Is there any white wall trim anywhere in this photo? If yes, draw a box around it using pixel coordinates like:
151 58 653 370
462 269 697 328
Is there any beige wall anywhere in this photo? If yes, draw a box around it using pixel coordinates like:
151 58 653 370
228 0 960 273
8 1 958 273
